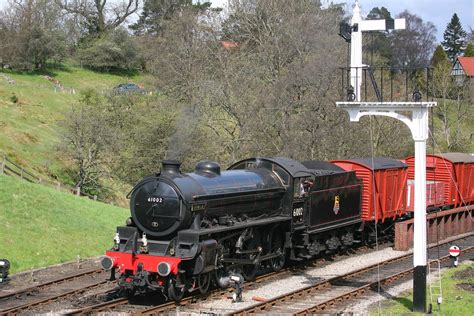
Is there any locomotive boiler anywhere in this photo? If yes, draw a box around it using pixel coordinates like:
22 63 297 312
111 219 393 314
102 157 362 300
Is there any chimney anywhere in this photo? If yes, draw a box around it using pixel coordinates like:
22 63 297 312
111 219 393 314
161 160 181 176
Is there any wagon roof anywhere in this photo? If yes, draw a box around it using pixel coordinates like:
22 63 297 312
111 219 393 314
437 152 474 163
343 157 407 170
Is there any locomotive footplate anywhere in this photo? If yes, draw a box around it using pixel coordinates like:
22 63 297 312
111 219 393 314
178 216 291 237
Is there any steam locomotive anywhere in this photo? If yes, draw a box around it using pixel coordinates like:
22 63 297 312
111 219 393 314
102 154 474 300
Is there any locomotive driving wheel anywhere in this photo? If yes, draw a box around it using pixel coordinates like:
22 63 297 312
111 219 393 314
240 228 261 281
242 263 259 281
269 230 285 272
198 272 211 294
167 273 186 301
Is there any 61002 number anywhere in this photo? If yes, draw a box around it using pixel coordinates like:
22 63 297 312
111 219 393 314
148 197 164 203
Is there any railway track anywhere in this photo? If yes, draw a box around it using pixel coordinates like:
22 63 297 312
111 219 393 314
61 243 388 315
0 268 111 315
231 243 474 314
66 235 471 315
4 235 470 315
63 265 308 315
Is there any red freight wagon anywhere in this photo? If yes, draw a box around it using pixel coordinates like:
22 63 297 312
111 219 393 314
405 180 445 211
331 158 408 222
405 153 474 207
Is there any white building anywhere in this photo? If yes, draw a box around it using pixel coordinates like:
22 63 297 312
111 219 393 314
451 56 474 84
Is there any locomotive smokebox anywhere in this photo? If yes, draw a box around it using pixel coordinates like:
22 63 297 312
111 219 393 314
161 160 181 176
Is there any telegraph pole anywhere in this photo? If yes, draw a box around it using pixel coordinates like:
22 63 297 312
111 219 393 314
336 1 435 312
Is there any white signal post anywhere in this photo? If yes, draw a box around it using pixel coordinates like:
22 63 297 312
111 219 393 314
336 1 436 313
349 1 405 101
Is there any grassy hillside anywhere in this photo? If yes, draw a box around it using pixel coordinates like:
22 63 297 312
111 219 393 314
0 63 149 184
0 174 128 273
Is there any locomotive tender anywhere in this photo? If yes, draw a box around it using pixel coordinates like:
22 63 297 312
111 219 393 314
102 153 474 301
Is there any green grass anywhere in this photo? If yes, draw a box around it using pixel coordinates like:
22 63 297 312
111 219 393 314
0 63 149 184
374 262 474 315
0 174 128 273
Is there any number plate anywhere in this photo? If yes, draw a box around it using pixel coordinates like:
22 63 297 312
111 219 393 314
148 197 164 203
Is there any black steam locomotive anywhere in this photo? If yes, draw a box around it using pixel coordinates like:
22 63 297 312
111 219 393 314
102 157 362 300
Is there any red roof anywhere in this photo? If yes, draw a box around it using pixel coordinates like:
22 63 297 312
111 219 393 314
458 56 474 76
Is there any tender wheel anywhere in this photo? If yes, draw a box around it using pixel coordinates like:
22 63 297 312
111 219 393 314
198 272 211 294
167 274 186 301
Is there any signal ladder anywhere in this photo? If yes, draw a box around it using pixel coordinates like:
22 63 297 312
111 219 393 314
428 259 443 312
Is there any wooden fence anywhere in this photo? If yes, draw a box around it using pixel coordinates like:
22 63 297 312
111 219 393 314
0 152 98 201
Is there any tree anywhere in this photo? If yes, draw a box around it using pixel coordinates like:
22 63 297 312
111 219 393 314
431 44 449 66
442 13 467 63
389 11 437 69
0 0 67 70
62 89 178 193
430 46 472 152
77 27 140 71
104 94 178 183
431 65 472 151
62 90 115 195
57 0 140 38
464 43 474 57
130 0 213 35
205 0 384 161
143 5 220 166
364 6 392 65
467 27 474 44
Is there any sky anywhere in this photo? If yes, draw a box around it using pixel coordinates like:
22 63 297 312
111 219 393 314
211 0 473 42
0 0 472 42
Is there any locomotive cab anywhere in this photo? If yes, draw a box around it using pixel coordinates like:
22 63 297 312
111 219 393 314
291 176 314 227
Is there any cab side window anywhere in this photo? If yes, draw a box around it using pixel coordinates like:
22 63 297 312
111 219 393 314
294 177 314 198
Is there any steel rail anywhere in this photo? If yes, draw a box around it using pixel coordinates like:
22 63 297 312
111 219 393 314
128 242 395 315
62 297 129 315
64 269 287 315
0 268 103 301
88 236 462 315
231 245 473 315
55 230 394 314
295 246 474 314
0 279 109 315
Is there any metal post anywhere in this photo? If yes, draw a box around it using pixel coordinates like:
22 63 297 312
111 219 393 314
341 3 426 312
337 103 432 313
411 108 428 312
390 73 393 102
380 67 384 102
350 2 363 101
